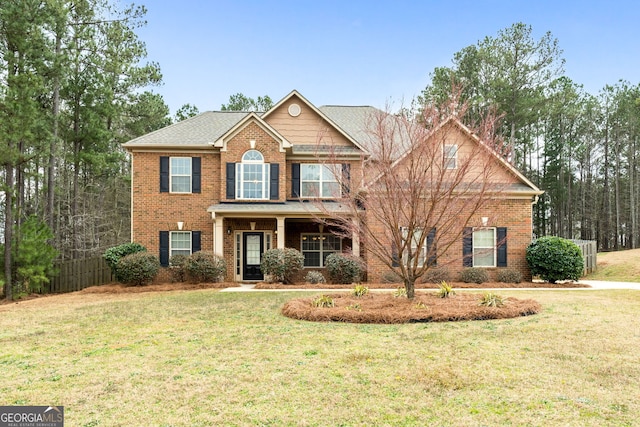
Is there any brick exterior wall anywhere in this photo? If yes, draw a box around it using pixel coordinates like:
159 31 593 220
365 197 535 282
131 150 218 259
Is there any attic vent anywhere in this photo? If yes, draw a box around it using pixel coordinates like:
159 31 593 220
288 103 301 117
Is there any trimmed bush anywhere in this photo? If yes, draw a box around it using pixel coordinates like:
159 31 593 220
325 253 364 284
459 267 489 284
304 271 326 284
169 254 189 282
496 268 523 284
260 248 304 284
116 252 160 286
104 242 146 281
381 270 402 284
185 251 226 283
526 236 584 283
423 267 451 284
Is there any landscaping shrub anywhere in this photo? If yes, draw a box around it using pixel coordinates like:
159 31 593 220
352 284 369 297
304 271 326 284
437 281 455 298
325 253 364 284
260 248 304 284
394 287 407 298
459 267 489 284
423 267 451 284
169 254 189 282
496 268 523 284
479 292 504 307
104 242 146 281
116 252 160 286
185 251 226 283
312 294 335 308
381 270 402 284
526 236 584 283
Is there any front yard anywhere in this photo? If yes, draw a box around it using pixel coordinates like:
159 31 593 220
1 289 638 426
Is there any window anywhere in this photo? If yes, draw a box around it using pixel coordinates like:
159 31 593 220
301 233 341 267
400 227 436 267
171 157 192 193
301 164 340 198
236 150 270 200
473 228 496 267
444 144 458 169
170 231 192 258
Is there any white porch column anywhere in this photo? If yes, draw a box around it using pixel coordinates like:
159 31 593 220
276 216 285 249
352 217 360 257
214 216 225 256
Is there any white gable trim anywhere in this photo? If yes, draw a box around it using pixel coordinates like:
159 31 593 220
262 90 370 155
211 112 292 152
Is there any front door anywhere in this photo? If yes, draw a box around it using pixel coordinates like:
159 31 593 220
243 232 264 281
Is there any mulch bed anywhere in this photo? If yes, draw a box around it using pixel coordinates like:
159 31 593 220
281 292 542 324
78 282 240 294
255 281 591 290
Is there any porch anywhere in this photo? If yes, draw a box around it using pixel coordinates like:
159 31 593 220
207 201 360 282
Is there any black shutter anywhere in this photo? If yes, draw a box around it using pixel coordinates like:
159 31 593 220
226 162 235 199
497 227 507 267
463 227 473 267
391 239 399 267
192 231 201 253
270 163 279 200
192 157 201 193
291 163 300 197
159 231 169 266
160 157 169 193
427 227 437 267
341 163 351 196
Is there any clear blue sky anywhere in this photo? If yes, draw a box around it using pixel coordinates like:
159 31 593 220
135 0 640 115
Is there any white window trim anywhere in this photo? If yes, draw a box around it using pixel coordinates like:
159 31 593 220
170 231 192 259
444 144 458 170
472 227 496 268
236 150 270 200
301 233 342 268
170 157 192 193
300 163 340 199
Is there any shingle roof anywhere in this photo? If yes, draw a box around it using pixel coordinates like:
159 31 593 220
122 111 250 148
319 105 379 151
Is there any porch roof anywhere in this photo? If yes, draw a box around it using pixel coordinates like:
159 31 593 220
207 201 354 218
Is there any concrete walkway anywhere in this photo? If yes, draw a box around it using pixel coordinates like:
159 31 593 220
221 280 640 292
578 280 640 290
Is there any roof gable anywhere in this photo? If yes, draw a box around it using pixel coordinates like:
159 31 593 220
211 112 292 152
369 114 542 195
262 90 369 155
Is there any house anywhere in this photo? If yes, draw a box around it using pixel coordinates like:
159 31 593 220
122 90 543 282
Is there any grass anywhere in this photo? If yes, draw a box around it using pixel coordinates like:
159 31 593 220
1 289 639 426
585 248 640 282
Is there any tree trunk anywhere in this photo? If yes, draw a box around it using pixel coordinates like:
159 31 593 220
4 164 14 301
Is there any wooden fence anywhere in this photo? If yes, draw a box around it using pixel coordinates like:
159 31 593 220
48 256 114 293
571 239 597 276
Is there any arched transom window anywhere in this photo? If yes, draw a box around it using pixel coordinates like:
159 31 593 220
236 150 270 199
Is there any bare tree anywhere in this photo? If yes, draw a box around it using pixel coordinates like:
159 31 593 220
315 94 510 298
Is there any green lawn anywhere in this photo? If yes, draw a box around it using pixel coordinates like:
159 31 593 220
1 289 639 426
585 248 640 282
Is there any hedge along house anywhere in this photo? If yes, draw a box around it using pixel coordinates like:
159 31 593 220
122 90 543 283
